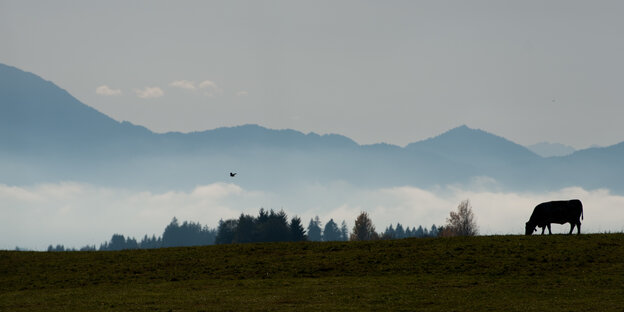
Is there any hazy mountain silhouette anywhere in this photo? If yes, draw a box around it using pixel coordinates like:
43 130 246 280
527 142 576 157
407 125 540 170
0 63 153 154
2 63 624 193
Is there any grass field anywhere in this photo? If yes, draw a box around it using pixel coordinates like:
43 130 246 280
1 234 623 311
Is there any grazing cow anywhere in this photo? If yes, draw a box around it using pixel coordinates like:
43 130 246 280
525 199 583 235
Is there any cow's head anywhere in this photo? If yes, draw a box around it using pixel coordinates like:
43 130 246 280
525 222 537 235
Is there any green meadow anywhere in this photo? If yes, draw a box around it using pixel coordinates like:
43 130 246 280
2 234 623 311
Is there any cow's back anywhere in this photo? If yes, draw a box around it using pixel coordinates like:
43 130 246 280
530 200 582 225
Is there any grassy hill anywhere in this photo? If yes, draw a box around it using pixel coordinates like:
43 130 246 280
1 234 623 311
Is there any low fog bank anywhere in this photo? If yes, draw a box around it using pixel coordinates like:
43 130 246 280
2 180 623 250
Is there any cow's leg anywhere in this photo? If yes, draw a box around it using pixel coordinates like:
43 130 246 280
540 226 545 235
569 223 574 235
577 222 581 235
547 224 552 235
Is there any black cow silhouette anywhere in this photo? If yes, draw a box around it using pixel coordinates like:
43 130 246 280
230 172 237 177
525 199 583 235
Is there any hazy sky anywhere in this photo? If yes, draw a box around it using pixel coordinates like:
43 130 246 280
2 0 623 148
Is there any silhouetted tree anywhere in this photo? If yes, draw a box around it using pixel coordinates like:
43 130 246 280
126 237 139 249
99 234 139 251
213 209 311 244
257 208 269 224
161 218 216 247
110 234 127 250
430 224 439 237
258 209 291 242
215 219 238 244
79 245 96 251
307 216 322 242
139 234 162 249
290 216 307 241
383 224 396 240
405 226 413 237
437 225 450 237
235 214 256 243
395 223 405 239
350 212 378 241
47 244 67 252
340 220 349 241
443 199 478 237
322 219 342 241
381 223 439 239
415 225 424 238
161 217 180 246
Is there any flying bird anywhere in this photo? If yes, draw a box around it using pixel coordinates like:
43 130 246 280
230 172 237 177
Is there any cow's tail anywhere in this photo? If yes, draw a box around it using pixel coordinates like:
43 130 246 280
580 201 584 220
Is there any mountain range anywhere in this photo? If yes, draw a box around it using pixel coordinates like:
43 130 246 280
527 142 576 157
2 63 623 193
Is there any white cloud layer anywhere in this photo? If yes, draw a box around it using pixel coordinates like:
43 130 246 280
95 85 121 96
169 80 196 90
199 80 223 96
1 182 623 250
168 80 223 96
134 86 164 99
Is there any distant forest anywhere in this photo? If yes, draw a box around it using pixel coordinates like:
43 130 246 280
46 208 440 252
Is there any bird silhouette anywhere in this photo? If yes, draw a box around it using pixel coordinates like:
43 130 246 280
230 172 237 177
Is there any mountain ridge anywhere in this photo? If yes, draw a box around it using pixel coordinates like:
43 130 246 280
527 142 576 158
2 63 624 193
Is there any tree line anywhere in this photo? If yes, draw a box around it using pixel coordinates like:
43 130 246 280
48 218 217 252
45 200 477 251
215 209 307 244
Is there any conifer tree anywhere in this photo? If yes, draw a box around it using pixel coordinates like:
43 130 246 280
340 220 349 241
307 216 322 241
290 216 307 241
322 219 342 241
